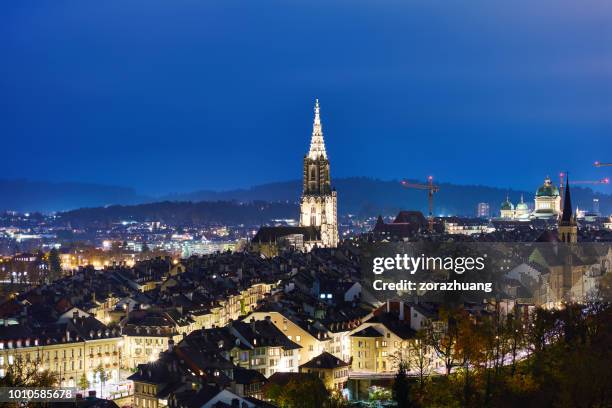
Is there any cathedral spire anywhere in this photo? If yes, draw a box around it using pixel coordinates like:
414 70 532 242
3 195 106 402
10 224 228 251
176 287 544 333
308 98 327 160
561 173 573 223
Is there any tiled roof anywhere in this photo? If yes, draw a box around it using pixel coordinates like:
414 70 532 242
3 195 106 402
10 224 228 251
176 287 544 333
299 351 349 369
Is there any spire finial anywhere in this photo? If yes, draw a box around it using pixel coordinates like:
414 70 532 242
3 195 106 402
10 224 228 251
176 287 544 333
307 98 327 159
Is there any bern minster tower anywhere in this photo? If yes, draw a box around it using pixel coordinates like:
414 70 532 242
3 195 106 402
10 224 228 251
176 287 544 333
299 99 339 248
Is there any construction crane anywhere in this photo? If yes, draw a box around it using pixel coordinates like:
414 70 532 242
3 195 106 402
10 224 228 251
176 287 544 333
571 178 610 185
559 173 608 203
594 161 612 167
400 176 439 233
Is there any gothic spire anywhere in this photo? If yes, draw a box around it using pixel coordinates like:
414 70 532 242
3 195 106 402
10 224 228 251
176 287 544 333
561 172 573 223
308 98 327 160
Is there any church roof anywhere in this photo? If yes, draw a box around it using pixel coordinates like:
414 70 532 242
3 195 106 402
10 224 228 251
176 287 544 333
371 211 426 237
393 211 427 224
252 226 321 243
535 229 559 243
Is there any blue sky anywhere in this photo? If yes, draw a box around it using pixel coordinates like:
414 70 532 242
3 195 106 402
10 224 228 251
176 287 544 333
1 0 611 195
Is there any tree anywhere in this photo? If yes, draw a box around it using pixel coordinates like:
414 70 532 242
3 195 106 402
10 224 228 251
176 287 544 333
78 373 90 391
47 248 62 282
525 308 558 376
94 364 108 398
454 311 481 407
426 307 462 376
408 330 432 392
504 312 525 376
0 357 58 388
264 375 329 408
393 361 412 408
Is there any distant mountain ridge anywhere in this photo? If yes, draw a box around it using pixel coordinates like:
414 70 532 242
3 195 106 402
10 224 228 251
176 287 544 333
1 177 610 216
162 177 611 217
0 179 150 213
60 201 297 228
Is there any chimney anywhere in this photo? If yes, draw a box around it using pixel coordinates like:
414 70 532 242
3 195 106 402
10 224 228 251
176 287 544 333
399 301 405 321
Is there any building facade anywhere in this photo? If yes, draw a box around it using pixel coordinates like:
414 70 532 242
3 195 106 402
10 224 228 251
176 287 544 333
476 202 490 218
533 176 561 219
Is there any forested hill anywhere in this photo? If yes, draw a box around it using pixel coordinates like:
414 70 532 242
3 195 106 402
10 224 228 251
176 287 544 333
163 177 612 217
3 177 610 217
57 200 297 228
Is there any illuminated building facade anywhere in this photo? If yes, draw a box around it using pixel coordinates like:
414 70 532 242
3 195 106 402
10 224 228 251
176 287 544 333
533 176 561 219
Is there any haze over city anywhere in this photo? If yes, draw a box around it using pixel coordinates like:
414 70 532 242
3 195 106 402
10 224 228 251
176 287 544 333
2 0 611 195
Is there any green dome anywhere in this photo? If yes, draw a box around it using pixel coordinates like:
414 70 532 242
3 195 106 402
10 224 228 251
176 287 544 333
500 200 514 211
516 202 528 210
536 177 559 197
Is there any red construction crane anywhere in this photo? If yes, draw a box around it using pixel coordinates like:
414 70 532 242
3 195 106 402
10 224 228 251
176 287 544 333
571 178 610 185
594 161 612 168
400 176 439 233
559 173 608 202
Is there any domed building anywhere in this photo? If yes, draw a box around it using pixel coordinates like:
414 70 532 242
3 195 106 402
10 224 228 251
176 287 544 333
532 176 561 219
515 194 530 219
500 194 515 219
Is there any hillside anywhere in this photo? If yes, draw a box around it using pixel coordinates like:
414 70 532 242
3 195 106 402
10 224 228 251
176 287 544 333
162 177 611 217
2 177 610 217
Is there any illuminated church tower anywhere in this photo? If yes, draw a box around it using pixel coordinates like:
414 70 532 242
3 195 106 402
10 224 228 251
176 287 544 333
299 99 339 248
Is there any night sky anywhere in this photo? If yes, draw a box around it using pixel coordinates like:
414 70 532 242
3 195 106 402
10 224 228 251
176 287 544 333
1 0 611 195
